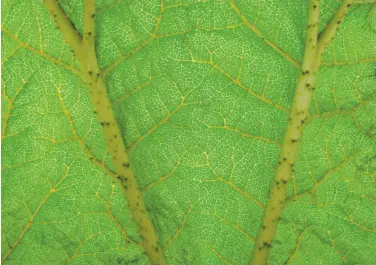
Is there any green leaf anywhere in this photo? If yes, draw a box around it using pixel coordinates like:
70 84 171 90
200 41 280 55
2 0 375 264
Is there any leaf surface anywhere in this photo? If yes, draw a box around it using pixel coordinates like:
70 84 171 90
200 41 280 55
2 0 376 264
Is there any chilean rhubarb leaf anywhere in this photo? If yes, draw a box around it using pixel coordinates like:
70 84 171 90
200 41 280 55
2 0 376 264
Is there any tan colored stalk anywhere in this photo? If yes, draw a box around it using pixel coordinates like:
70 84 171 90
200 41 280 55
43 1 167 264
249 0 353 264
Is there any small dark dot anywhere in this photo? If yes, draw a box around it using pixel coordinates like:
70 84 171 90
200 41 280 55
291 139 298 143
276 181 280 185
306 83 310 88
123 163 130 168
347 4 351 7
88 32 92 36
114 134 117 138
100 122 105 126
283 158 287 161
89 71 92 75
155 247 159 252
106 122 110 126
282 179 287 184
92 14 96 18
313 5 317 8
96 73 100 77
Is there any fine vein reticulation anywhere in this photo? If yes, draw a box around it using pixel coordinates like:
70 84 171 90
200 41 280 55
250 0 354 264
43 1 166 264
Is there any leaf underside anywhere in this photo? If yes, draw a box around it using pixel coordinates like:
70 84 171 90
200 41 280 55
2 0 376 265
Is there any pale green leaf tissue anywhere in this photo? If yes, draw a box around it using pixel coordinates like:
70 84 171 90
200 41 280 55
1 0 376 264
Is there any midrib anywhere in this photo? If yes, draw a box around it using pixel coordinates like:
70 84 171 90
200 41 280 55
43 1 167 264
249 0 354 264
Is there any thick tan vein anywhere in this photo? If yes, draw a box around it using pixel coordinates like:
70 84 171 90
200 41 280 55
127 97 185 151
1 27 82 78
2 164 71 263
102 0 164 76
57 86 117 179
44 1 167 262
229 2 301 69
250 1 354 263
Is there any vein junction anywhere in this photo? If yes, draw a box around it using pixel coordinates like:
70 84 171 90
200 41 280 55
249 0 354 264
43 1 167 264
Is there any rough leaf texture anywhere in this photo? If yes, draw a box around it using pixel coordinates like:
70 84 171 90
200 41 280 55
2 0 376 264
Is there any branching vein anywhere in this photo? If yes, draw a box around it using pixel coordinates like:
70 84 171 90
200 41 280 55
42 1 167 264
249 1 354 264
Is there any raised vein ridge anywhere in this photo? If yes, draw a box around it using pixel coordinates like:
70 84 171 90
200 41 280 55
249 0 354 264
43 1 167 264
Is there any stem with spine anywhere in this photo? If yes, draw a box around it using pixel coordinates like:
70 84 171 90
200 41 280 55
249 0 353 264
43 1 167 264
